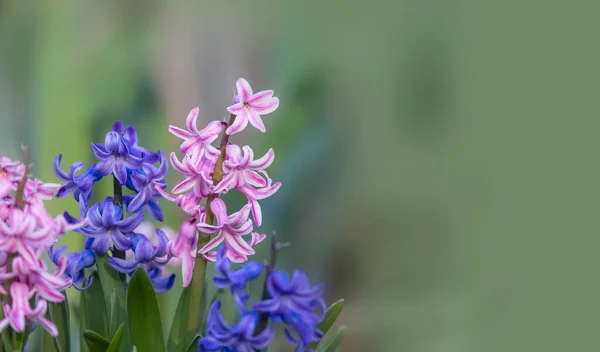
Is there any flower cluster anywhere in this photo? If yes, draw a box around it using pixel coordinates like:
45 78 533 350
0 154 79 336
53 122 175 291
162 78 281 287
198 246 325 352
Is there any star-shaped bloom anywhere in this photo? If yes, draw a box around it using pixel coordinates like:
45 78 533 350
226 78 280 135
115 122 159 164
168 107 224 159
76 198 143 253
169 152 215 198
198 301 274 352
197 199 259 263
0 283 59 336
253 270 326 349
48 245 96 290
53 155 102 217
214 145 274 194
213 246 264 309
125 151 168 215
0 208 53 263
90 131 145 184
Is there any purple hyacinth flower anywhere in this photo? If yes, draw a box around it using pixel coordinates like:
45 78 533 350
90 130 145 185
253 270 326 350
198 301 274 352
126 151 168 214
213 246 263 309
108 229 175 291
146 267 176 292
53 155 103 217
117 122 159 164
77 198 143 253
48 245 96 290
123 194 164 222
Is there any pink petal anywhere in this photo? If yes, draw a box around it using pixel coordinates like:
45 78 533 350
233 219 253 236
214 172 236 194
236 78 253 102
227 204 252 227
169 126 194 140
243 170 267 188
248 148 274 170
247 90 274 105
185 107 200 133
226 103 245 115
198 232 225 254
209 198 229 225
171 177 197 194
249 232 267 246
202 251 217 262
196 223 221 235
225 110 249 135
241 146 254 166
253 97 280 115
169 153 190 174
224 233 255 256
38 317 59 337
181 254 194 287
247 110 266 133
225 144 243 164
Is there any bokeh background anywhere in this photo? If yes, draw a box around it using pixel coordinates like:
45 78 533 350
1 1 599 351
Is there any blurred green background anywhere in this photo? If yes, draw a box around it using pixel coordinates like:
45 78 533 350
1 0 598 351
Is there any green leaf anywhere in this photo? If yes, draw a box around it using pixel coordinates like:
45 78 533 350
80 274 108 352
106 324 125 352
95 254 129 351
315 326 346 352
83 330 110 352
48 300 70 352
184 334 201 352
308 299 345 349
127 269 165 352
166 285 200 351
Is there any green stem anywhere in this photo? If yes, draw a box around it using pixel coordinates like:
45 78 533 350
112 175 127 284
186 114 236 337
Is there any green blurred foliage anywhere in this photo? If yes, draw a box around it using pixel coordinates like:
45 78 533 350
1 0 599 351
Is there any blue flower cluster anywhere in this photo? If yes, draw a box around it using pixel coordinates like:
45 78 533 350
199 246 325 352
49 121 174 291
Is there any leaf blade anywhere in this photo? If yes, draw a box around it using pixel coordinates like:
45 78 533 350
308 299 345 349
48 300 70 352
95 254 129 351
127 268 166 352
315 326 346 352
106 324 125 352
83 330 110 352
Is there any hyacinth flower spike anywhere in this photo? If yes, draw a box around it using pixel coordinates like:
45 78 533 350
90 130 145 184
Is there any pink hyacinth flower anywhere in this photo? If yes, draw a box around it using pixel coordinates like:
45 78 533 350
167 220 198 287
0 208 53 263
155 185 204 220
214 145 274 194
0 156 24 198
201 232 267 262
235 170 281 227
0 256 70 302
169 152 215 198
226 78 280 135
0 282 58 336
169 107 223 159
196 198 257 263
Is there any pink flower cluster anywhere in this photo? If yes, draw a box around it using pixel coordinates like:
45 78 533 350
159 78 281 287
0 155 79 336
